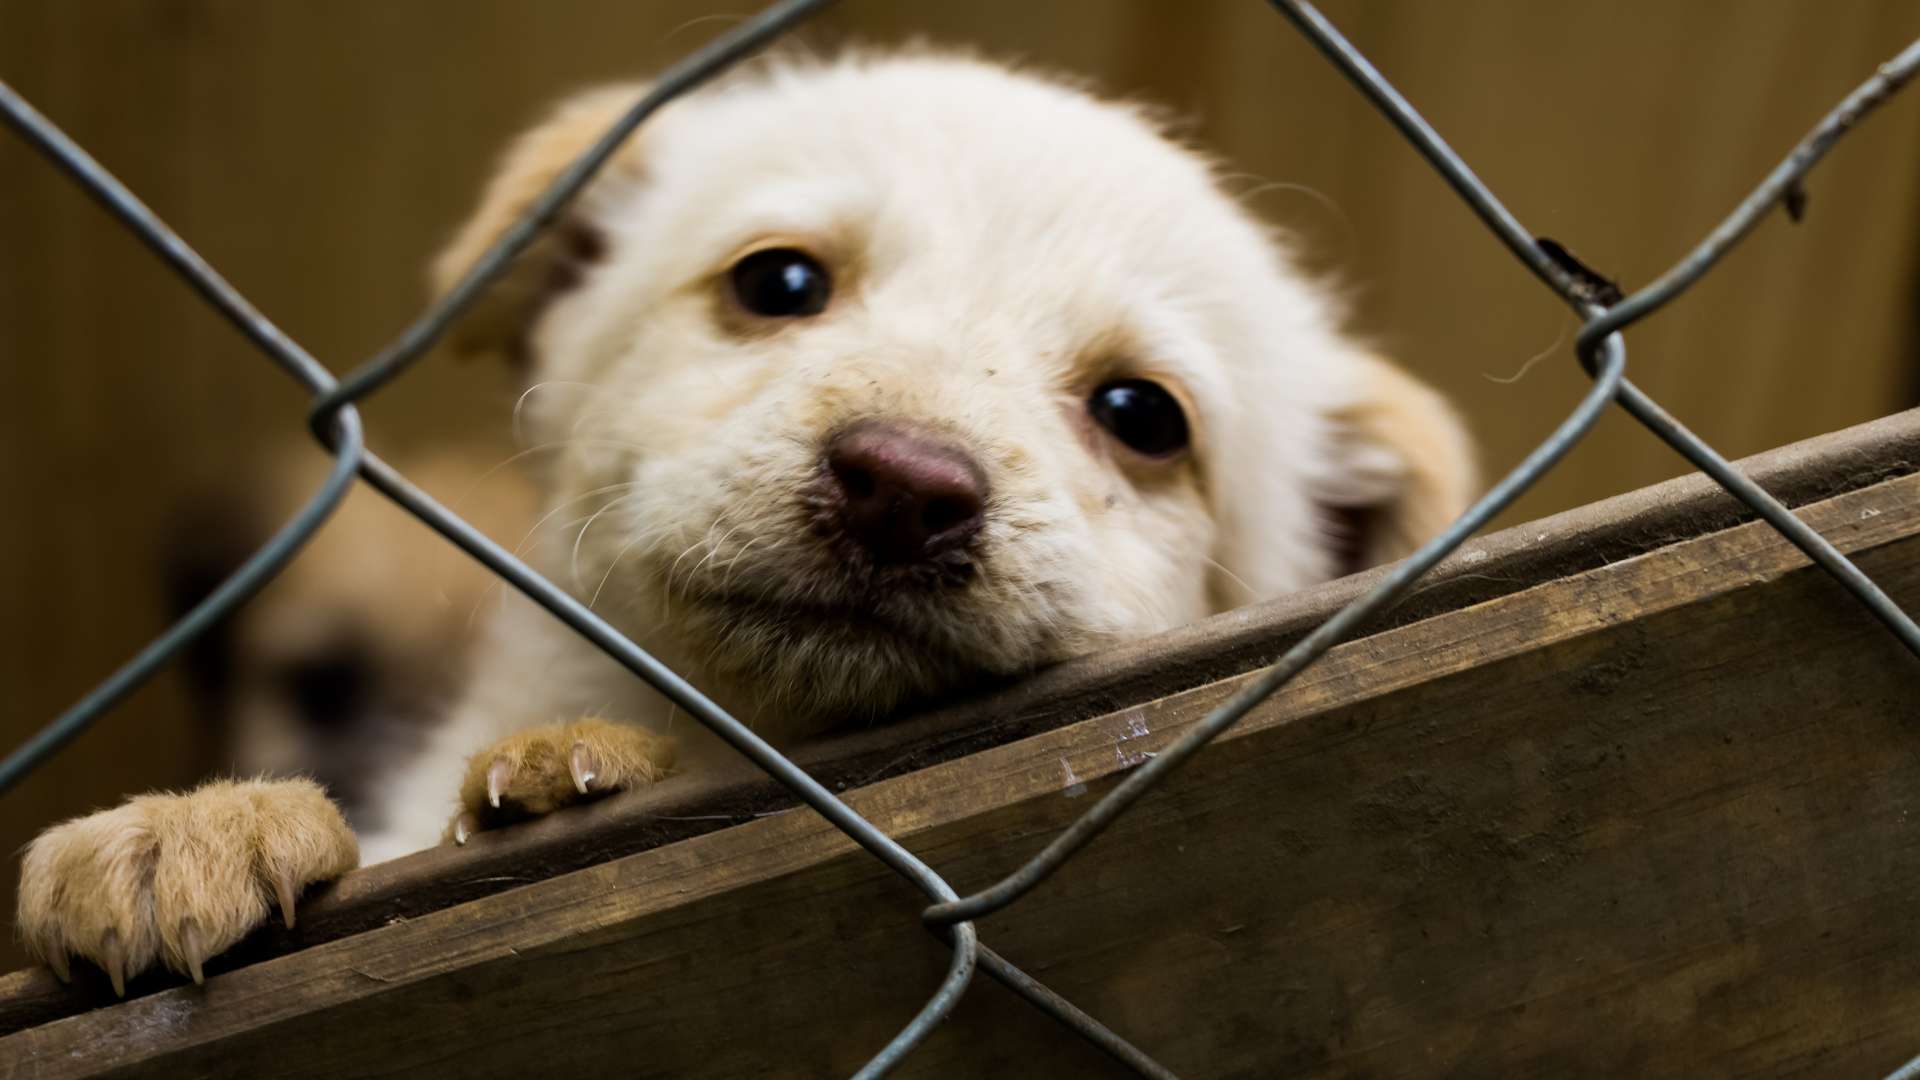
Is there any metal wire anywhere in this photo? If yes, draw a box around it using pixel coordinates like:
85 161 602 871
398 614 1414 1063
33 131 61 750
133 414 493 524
0 80 363 796
307 0 841 427
1270 0 1920 654
924 0 1920 931
6 0 1920 1075
1270 0 1920 657
923 336 1628 924
1 5 1177 1075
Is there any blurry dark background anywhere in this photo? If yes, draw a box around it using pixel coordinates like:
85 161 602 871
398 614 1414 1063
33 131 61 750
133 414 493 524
4 0 1919 970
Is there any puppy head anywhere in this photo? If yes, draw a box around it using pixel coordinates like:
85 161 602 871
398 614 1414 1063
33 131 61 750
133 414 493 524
438 55 1474 729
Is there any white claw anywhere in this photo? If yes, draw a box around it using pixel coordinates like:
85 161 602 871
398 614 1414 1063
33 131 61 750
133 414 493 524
486 758 514 809
275 874 299 931
46 950 70 985
181 921 207 986
102 930 126 998
453 813 475 846
569 742 597 795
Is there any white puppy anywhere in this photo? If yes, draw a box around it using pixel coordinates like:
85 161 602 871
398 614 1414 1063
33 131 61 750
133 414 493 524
17 52 1474 992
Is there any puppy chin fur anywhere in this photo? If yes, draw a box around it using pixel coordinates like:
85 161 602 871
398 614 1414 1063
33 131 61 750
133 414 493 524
354 49 1476 863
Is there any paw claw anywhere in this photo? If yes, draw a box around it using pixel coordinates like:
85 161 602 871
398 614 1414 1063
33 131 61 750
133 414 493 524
569 742 598 795
486 757 514 809
180 922 207 986
102 930 126 998
17 778 356 996
275 873 299 930
454 720 670 842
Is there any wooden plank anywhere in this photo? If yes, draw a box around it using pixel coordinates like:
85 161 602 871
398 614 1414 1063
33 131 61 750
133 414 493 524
3 407 1917 1040
3 420 1918 1075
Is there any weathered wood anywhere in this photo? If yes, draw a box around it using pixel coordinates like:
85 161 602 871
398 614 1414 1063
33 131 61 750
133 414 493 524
3 407 1917 1043
3 415 1919 1076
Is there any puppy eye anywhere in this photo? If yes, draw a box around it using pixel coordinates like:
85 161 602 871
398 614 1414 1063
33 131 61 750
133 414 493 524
729 248 831 318
1088 379 1190 457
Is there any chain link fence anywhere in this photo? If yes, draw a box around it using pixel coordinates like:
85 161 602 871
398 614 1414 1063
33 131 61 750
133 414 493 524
5 0 1920 1075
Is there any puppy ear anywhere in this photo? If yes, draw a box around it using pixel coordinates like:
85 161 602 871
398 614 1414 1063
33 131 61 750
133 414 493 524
432 84 652 368
1316 353 1478 575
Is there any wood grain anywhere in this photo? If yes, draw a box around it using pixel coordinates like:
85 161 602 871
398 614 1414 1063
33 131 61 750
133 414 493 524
4 406 1916 1039
4 417 1918 1076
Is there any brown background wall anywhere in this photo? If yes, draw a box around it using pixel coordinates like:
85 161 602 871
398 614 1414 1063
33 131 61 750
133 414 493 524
2 0 1918 970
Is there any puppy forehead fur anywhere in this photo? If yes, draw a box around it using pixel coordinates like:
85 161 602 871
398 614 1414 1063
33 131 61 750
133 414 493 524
574 56 1345 414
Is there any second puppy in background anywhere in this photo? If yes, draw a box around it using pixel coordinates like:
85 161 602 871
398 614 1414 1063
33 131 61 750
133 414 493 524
163 446 535 833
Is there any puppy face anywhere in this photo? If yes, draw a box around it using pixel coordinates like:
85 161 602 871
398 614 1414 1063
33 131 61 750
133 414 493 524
440 55 1475 730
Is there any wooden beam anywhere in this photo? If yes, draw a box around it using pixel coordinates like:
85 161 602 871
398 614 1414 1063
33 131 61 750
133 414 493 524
4 410 1920 1076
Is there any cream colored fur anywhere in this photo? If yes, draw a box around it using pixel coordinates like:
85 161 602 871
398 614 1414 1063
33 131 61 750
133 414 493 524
16 779 354 992
17 52 1474 989
210 446 534 795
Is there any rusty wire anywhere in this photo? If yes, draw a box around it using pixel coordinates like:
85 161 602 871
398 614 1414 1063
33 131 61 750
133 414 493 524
5 0 1920 1074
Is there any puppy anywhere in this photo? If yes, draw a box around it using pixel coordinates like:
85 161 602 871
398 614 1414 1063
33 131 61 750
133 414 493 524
16 52 1474 992
162 445 535 832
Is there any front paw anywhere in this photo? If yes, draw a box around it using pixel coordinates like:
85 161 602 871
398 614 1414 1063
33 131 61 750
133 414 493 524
450 716 674 844
15 778 357 994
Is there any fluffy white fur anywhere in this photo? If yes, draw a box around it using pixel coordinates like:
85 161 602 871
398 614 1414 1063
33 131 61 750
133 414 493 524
360 54 1472 858
19 52 1475 983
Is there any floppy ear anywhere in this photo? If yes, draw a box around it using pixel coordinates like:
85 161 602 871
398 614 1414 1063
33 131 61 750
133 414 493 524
1316 353 1478 575
432 83 651 367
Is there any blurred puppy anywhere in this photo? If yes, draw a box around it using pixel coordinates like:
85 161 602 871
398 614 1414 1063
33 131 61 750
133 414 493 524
163 447 534 833
18 52 1474 991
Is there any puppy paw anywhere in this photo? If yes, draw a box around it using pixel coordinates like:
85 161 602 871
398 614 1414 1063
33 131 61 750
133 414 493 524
449 717 674 844
16 778 357 994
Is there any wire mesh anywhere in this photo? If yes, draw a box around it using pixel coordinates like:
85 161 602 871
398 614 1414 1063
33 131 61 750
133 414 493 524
4 0 1919 1075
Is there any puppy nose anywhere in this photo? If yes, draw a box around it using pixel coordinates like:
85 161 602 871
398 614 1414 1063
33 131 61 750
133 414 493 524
826 420 988 563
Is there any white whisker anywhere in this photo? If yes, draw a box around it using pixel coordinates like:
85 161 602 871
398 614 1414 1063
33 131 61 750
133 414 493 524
1202 556 1258 604
570 491 643 593
1484 316 1572 385
511 380 602 445
514 481 641 558
720 536 764 594
444 438 648 521
589 529 653 612
1223 173 1355 249
686 523 748 588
